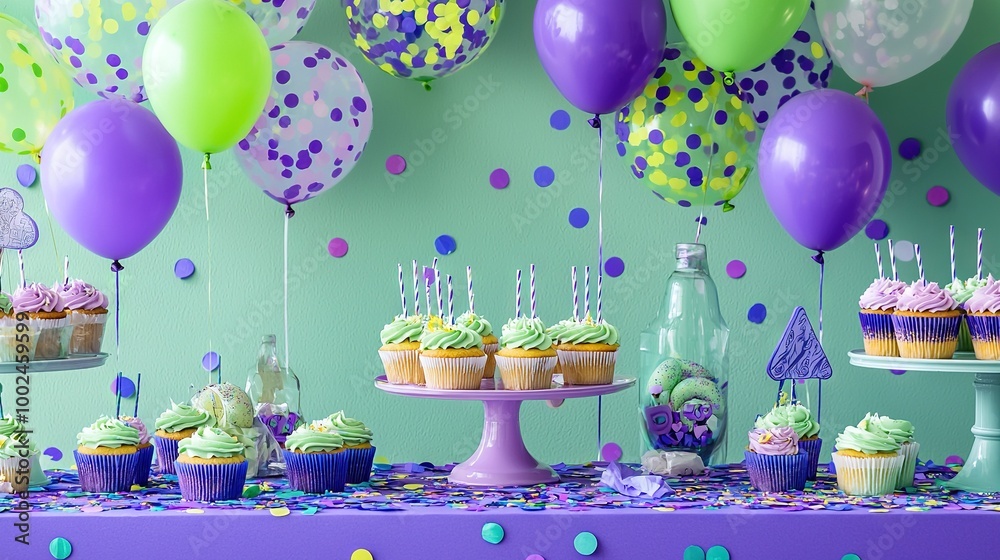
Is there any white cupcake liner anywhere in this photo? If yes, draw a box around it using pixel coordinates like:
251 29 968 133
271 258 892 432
0 455 30 493
379 349 425 385
496 355 557 390
69 311 108 355
419 355 487 390
482 342 499 380
0 325 38 362
896 441 920 489
831 452 904 496
556 349 617 385
31 318 72 360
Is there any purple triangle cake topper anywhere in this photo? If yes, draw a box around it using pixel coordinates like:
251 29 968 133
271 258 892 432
0 188 38 250
766 306 832 381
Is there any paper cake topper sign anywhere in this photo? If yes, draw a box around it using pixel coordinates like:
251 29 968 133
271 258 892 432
0 188 38 250
766 306 833 381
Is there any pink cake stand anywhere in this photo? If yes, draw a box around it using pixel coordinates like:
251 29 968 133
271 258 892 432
375 375 636 487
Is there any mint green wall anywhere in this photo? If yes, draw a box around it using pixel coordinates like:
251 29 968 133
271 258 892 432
2 0 999 468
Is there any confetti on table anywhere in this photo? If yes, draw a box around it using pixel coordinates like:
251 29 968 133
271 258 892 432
16 164 37 187
569 208 589 229
435 235 457 256
185 509 205 514
694 216 708 226
841 555 861 560
894 240 915 262
44 447 62 461
534 166 555 187
403 483 423 490
927 186 950 207
49 537 72 560
550 110 571 131
684 545 705 560
481 522 504 544
865 219 889 241
526 556 545 560
706 545 730 560
490 168 510 189
328 238 349 258
201 352 221 372
891 369 906 376
174 258 195 279
385 155 407 175
243 485 262 498
725 260 746 279
898 137 921 160
351 549 374 560
270 507 291 517
604 257 625 278
748 303 767 324
80 505 103 513
111 375 135 399
600 443 623 463
574 532 598 555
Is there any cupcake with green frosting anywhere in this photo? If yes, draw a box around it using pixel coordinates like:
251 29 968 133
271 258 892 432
74 416 141 493
175 426 248 501
860 413 918 489
495 317 558 390
379 314 425 385
754 403 822 480
554 316 620 385
946 277 986 352
328 411 376 483
153 402 216 475
284 418 349 493
831 415 904 497
419 317 486 389
0 434 28 493
457 311 498 380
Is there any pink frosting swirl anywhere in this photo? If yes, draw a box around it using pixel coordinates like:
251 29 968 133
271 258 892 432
748 427 799 455
118 416 150 445
966 275 1000 314
55 279 108 310
895 281 959 313
12 283 63 313
859 278 906 310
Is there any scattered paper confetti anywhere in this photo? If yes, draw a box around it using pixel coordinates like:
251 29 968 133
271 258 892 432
201 352 221 372
328 238 349 258
550 110 571 131
403 483 423 490
185 509 205 514
243 485 262 498
44 447 62 461
111 375 135 398
351 549 374 560
927 186 950 207
748 303 767 324
80 505 103 513
385 155 407 175
174 258 195 279
726 260 746 279
16 164 36 187
569 208 589 228
605 257 625 278
49 537 72 560
526 556 545 560
894 240 915 262
842 555 861 560
574 531 598 555
865 219 889 241
435 235 457 256
490 168 510 189
534 166 555 187
481 522 504 544
684 545 705 560
600 442 623 463
270 506 291 517
706 545 730 560
898 137 921 160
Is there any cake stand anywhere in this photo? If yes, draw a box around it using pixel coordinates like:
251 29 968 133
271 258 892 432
0 353 109 374
848 350 1000 493
375 375 635 486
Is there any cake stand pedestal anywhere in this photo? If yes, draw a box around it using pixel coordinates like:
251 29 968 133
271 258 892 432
848 350 1000 493
375 375 635 487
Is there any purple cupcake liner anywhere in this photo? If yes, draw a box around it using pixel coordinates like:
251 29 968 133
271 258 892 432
858 311 894 339
966 314 1000 342
154 435 180 475
346 446 376 484
74 450 139 493
133 445 154 486
799 438 822 481
175 460 248 502
745 450 809 492
283 450 349 493
890 313 960 343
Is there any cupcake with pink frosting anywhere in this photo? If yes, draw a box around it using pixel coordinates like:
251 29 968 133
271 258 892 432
964 275 1000 360
56 280 109 355
744 427 808 492
859 278 906 357
12 283 70 360
120 416 154 486
891 281 961 359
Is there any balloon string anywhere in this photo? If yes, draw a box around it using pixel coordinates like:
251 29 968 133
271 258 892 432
284 205 292 372
112 260 123 397
696 94 722 241
203 155 214 385
42 200 61 280
588 112 605 455
813 250 826 423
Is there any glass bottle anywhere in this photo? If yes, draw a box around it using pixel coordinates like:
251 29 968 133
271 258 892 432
246 335 302 447
639 243 729 464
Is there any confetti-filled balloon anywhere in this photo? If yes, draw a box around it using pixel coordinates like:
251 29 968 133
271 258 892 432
35 0 183 103
736 7 832 128
343 0 504 88
0 14 74 158
236 42 373 206
230 0 316 47
615 44 758 209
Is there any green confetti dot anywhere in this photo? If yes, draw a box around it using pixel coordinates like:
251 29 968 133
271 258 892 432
573 532 598 556
241 484 261 498
842 555 861 560
11 128 25 142
684 546 706 560
49 537 72 559
481 522 504 544
706 546 730 560
31 63 42 78
0 62 4 73
16 42 28 54
0 78 7 92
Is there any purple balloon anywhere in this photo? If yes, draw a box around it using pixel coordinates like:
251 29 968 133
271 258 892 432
758 89 891 253
948 43 1000 197
534 0 665 115
41 99 183 262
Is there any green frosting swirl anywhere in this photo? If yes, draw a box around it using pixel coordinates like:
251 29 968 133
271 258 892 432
420 322 482 350
0 434 22 460
754 404 820 439
862 413 914 445
836 423 900 454
0 415 34 454
946 277 988 305
285 419 346 453
77 416 140 449
500 317 553 350
328 411 373 446
556 319 620 346
457 312 493 338
179 426 245 459
0 293 11 315
154 402 216 433
380 314 424 345
545 319 576 343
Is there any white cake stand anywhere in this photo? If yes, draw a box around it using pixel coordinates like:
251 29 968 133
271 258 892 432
848 350 1000 493
0 353 109 374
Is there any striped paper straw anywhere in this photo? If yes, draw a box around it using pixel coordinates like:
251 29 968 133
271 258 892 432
466 266 474 313
888 239 897 281
516 269 522 318
64 256 69 286
978 228 984 280
530 264 536 319
915 243 924 283
572 266 579 321
436 268 443 319
447 275 454 324
597 273 603 323
17 249 24 288
584 266 591 318
412 260 420 316
424 267 432 319
397 264 407 316
950 225 956 282
874 243 883 279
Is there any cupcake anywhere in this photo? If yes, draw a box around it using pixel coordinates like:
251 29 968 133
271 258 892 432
858 278 905 356
744 427 808 492
418 317 486 390
457 311 498 380
891 281 961 359
945 277 986 352
378 314 425 385
74 416 140 493
754 403 822 480
831 418 904 496
0 434 28 494
554 316 620 385
120 416 154 486
964 276 1000 360
12 283 70 360
861 413 918 489
0 292 27 362
328 411 375 484
153 402 216 474
495 317 558 390
55 279 109 354
0 415 39 489
175 426 248 502
283 418 349 493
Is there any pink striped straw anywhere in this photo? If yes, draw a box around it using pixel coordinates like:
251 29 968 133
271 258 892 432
978 228 984 280
515 269 522 318
950 225 956 282
530 264 536 319
584 266 591 318
412 260 420 316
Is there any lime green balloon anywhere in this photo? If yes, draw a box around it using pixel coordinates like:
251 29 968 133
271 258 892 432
669 0 810 74
142 0 271 154
0 14 74 158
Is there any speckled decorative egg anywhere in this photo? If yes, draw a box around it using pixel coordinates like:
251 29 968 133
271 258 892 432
192 382 254 429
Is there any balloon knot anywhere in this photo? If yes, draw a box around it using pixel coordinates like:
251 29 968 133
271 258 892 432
812 251 825 265
202 153 212 170
722 71 735 86
855 84 874 101
588 114 602 129
31 152 41 165
111 260 124 272
285 204 295 218
722 201 735 212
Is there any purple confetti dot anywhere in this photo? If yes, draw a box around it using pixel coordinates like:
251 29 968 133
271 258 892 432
648 129 664 144
386 154 407 175
111 375 136 398
308 140 322 154
604 256 625 278
865 219 889 240
115 68 128 80
891 369 906 376
568 207 589 228
600 442 623 462
303 57 317 68
435 234 457 256
106 54 121 67
284 94 299 108
276 70 290 84
534 166 555 187
898 137 921 160
174 258 195 279
16 164 36 187
202 352 221 372
550 109 571 130
726 260 746 279
945 455 964 465
44 447 62 461
328 237 349 258
927 186 950 207
694 216 707 225
352 96 368 112
489 168 510 189
748 303 767 324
